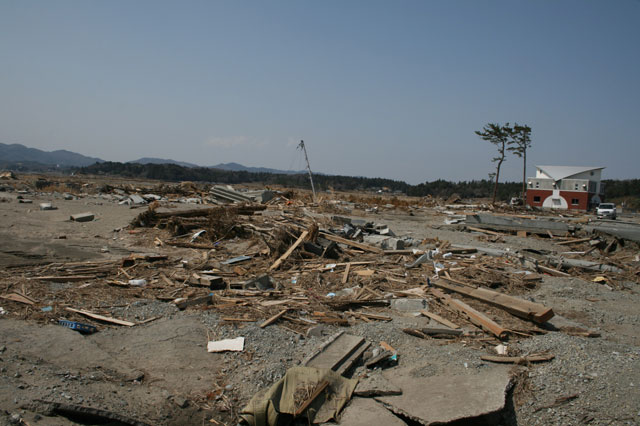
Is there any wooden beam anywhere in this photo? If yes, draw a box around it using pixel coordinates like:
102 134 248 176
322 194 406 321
466 226 503 236
420 310 460 329
260 309 288 328
319 232 384 253
434 279 554 324
342 263 351 284
431 289 508 339
556 237 592 246
65 307 135 327
269 230 309 271
481 354 555 364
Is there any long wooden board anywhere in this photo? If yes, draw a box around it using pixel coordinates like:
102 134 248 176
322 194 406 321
269 230 309 271
319 232 384 254
65 307 136 327
431 289 507 339
434 279 554 324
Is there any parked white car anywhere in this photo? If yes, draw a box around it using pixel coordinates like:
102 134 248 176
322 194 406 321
596 203 616 219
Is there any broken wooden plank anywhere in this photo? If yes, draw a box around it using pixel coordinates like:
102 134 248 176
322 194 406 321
1 292 37 305
431 289 508 339
342 262 351 284
269 230 309 271
466 226 504 236
304 331 370 375
64 307 135 327
260 309 288 328
556 237 593 245
319 232 384 254
420 310 460 329
481 354 555 364
434 279 554 324
174 295 213 310
537 264 571 277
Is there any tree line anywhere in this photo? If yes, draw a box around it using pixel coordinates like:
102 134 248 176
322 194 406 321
77 161 535 200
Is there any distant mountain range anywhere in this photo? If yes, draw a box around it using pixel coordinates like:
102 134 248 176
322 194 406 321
0 143 104 167
1 143 304 175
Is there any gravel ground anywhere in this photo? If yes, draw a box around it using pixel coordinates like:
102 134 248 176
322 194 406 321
1 178 639 425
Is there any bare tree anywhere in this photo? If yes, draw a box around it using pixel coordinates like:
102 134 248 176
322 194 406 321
475 123 511 204
507 124 532 200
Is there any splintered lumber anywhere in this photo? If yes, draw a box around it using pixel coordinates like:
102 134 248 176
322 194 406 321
304 331 371 375
556 237 593 246
260 309 288 328
342 263 351 284
319 232 384 254
466 226 504 236
420 310 460 329
481 354 555 364
294 380 330 418
537 264 571 277
269 230 309 271
434 279 554 324
1 292 37 305
65 307 135 327
431 289 507 339
174 295 214 310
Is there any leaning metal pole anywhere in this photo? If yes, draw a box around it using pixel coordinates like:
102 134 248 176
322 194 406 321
298 140 316 201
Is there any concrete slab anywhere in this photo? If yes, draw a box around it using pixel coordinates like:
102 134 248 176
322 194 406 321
390 298 428 312
376 367 512 425
354 372 402 397
336 397 407 426
70 212 95 222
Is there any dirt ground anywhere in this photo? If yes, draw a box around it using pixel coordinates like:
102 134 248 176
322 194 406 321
0 174 639 426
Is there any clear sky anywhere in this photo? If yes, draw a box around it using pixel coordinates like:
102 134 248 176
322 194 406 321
1 1 638 184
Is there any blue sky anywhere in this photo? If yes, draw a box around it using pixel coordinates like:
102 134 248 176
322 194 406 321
1 1 638 184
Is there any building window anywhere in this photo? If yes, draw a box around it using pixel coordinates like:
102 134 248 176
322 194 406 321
535 182 539 188
552 198 561 206
533 196 541 202
574 183 579 190
571 198 579 205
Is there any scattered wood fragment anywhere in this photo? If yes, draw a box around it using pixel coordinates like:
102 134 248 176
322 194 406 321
537 265 571 277
260 309 288 328
64 307 135 327
269 230 309 271
431 289 508 339
319 232 384 254
1 292 37 305
342 263 351 284
481 353 555 364
434 279 554 324
556 237 593 245
466 226 503 236
420 310 460 329
534 393 579 412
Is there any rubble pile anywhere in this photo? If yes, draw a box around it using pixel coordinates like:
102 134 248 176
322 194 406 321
0 172 639 425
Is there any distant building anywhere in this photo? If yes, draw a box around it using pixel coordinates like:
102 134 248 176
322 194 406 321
526 165 605 211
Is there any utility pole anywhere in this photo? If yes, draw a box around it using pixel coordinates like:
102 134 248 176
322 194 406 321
298 140 316 201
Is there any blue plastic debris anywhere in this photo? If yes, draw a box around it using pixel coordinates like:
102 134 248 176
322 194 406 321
58 319 97 334
41 306 53 312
